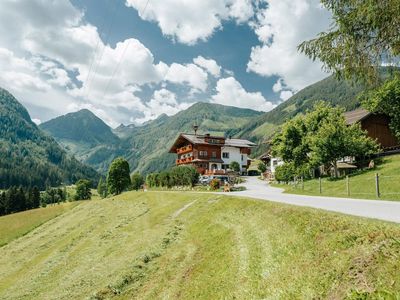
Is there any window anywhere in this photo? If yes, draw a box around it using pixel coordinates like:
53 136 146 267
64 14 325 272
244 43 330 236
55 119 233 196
211 151 217 158
241 155 244 161
222 152 229 159
199 151 208 157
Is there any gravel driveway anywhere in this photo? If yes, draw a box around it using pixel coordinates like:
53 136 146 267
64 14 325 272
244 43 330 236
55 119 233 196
221 176 400 223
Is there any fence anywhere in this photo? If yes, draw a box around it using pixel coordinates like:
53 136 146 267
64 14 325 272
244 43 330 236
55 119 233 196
290 173 400 200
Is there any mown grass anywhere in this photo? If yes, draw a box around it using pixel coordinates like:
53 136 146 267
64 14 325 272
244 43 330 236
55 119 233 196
0 201 80 247
0 191 400 299
276 154 400 201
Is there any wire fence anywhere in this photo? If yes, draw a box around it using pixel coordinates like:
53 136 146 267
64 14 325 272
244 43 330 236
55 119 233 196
290 173 400 200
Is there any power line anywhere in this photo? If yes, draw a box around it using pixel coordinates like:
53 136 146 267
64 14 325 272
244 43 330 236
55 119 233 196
101 0 150 101
84 0 118 100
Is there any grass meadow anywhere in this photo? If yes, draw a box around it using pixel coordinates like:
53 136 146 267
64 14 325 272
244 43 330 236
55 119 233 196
276 154 400 201
0 191 400 299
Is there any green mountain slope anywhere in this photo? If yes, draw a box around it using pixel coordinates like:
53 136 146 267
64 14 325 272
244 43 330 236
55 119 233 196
40 109 119 145
233 74 366 156
0 87 99 189
42 102 263 174
40 109 122 173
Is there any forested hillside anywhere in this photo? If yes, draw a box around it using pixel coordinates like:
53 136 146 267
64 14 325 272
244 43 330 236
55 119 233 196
0 88 99 189
40 109 122 173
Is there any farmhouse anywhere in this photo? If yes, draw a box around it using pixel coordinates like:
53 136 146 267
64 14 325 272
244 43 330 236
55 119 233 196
169 132 256 175
344 108 399 149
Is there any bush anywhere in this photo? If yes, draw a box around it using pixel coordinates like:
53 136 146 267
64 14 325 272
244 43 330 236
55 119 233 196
274 163 295 183
74 179 92 200
146 166 199 188
230 161 240 172
210 178 220 190
131 172 144 191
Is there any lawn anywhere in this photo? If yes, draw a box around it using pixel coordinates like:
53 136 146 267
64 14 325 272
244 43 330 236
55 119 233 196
0 201 80 247
0 191 400 299
275 154 400 201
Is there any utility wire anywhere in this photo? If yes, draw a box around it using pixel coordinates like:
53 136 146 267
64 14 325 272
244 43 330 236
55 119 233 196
84 0 118 100
101 0 150 101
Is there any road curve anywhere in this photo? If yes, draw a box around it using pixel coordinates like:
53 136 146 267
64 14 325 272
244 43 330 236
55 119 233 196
220 176 400 223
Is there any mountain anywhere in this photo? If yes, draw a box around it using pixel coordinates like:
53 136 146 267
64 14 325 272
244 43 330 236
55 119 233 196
40 109 119 145
42 102 263 174
231 74 367 156
40 109 122 173
0 87 99 189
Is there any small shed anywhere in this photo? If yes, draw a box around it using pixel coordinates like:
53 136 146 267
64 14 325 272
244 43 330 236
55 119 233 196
344 108 399 149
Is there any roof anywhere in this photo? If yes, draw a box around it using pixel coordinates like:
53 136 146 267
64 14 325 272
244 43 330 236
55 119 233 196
169 133 256 153
344 108 371 125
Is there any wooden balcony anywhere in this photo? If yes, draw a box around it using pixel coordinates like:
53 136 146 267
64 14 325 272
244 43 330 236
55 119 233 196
177 144 193 154
205 169 226 175
176 156 194 165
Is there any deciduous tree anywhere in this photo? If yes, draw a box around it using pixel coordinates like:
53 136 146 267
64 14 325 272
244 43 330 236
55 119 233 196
107 157 131 195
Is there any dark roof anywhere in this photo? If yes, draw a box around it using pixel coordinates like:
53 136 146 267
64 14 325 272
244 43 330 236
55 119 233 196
344 108 371 125
169 133 256 153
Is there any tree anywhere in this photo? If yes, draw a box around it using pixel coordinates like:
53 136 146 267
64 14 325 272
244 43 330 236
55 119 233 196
107 157 131 195
257 162 267 173
229 161 240 173
31 186 41 208
362 76 400 139
272 102 379 177
131 172 144 191
97 178 107 198
74 179 92 200
298 0 400 84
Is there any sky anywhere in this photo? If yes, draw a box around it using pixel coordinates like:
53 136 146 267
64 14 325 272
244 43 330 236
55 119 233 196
0 0 332 127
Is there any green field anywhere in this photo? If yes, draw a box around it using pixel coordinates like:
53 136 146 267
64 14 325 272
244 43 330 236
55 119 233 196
1 191 400 299
276 154 400 201
0 201 80 247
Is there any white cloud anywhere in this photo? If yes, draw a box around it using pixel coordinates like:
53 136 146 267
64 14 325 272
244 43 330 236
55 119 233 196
280 90 293 100
125 0 254 45
247 0 331 93
0 48 50 92
193 56 221 77
165 63 208 92
32 118 42 125
135 89 192 123
211 77 275 112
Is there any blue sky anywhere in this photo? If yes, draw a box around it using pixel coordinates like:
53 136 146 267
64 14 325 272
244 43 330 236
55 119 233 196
0 0 331 127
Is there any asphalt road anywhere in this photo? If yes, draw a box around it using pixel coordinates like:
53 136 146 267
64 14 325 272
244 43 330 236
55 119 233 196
222 176 400 223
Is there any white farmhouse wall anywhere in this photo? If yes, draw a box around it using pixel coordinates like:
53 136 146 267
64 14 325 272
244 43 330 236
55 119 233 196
221 146 247 171
270 157 284 174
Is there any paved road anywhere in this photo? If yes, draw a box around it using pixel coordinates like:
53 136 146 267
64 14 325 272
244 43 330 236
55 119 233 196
220 176 400 223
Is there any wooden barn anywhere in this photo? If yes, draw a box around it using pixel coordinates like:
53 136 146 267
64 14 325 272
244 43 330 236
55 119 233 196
344 108 399 149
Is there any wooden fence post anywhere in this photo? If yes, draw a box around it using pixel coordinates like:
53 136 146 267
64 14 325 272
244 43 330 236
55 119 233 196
319 177 322 194
375 173 380 198
346 175 350 197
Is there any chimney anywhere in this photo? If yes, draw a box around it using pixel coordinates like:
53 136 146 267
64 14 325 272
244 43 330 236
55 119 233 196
193 124 199 135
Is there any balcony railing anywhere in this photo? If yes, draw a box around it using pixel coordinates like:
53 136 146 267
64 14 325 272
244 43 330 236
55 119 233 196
205 169 226 175
176 156 194 165
177 145 193 154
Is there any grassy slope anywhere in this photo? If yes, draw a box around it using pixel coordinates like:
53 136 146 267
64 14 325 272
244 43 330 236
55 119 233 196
277 154 400 201
0 202 80 246
1 192 400 299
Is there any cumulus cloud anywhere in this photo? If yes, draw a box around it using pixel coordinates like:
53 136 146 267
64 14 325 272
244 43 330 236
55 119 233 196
125 0 254 45
136 88 193 123
247 0 331 93
211 77 275 112
193 56 222 78
165 63 208 92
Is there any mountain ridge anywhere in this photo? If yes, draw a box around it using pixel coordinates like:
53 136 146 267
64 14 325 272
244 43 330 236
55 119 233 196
0 87 99 189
